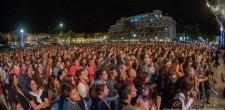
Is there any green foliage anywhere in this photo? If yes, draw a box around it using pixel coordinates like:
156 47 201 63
122 19 136 39
145 27 155 36
0 34 8 45
184 24 201 40
59 32 65 38
123 20 135 32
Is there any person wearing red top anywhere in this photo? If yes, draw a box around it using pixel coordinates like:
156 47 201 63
12 60 21 76
45 58 53 78
69 58 81 77
87 59 96 83
123 68 137 84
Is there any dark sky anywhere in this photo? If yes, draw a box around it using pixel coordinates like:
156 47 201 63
0 0 221 35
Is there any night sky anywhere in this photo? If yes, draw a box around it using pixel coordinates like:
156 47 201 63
0 0 222 35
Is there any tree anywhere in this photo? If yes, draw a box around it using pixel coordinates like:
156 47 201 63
65 30 75 44
59 32 65 38
145 27 155 41
122 19 135 40
0 34 7 45
184 24 201 41
7 33 12 45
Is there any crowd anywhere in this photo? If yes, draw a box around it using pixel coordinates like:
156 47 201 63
0 43 219 110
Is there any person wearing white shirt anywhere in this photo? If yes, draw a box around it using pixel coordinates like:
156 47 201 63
174 77 196 110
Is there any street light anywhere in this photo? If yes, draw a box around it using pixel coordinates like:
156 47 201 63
20 29 24 46
60 23 63 27
59 23 63 38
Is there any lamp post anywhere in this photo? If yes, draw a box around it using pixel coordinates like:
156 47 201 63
20 29 24 46
59 23 63 38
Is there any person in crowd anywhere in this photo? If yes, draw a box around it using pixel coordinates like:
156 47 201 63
133 72 149 105
12 60 21 76
8 74 30 110
124 68 137 84
64 60 71 74
48 75 60 110
60 82 83 110
57 69 67 83
121 105 140 110
45 58 53 78
93 84 111 110
1 63 10 91
117 64 127 83
63 74 76 85
163 61 180 106
204 71 214 104
118 83 137 110
117 51 126 66
28 79 50 110
18 63 29 94
174 77 196 110
149 60 157 83
136 83 161 110
107 68 118 86
0 78 9 110
0 42 218 110
80 58 87 69
87 59 96 83
139 57 152 82
69 58 81 77
94 69 108 86
53 61 62 77
35 66 47 88
77 69 92 109
163 99 182 109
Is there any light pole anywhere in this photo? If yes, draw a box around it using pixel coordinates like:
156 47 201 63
20 29 24 46
59 23 63 38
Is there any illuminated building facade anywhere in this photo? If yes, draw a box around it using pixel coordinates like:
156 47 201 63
108 10 176 42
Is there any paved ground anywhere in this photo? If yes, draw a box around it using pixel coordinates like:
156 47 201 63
205 57 225 109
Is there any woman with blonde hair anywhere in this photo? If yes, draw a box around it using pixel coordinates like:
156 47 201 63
118 64 127 83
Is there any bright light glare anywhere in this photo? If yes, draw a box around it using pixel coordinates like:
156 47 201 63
60 24 63 27
20 30 24 33
207 3 210 7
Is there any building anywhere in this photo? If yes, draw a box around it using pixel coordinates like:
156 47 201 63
108 10 176 42
70 32 108 43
